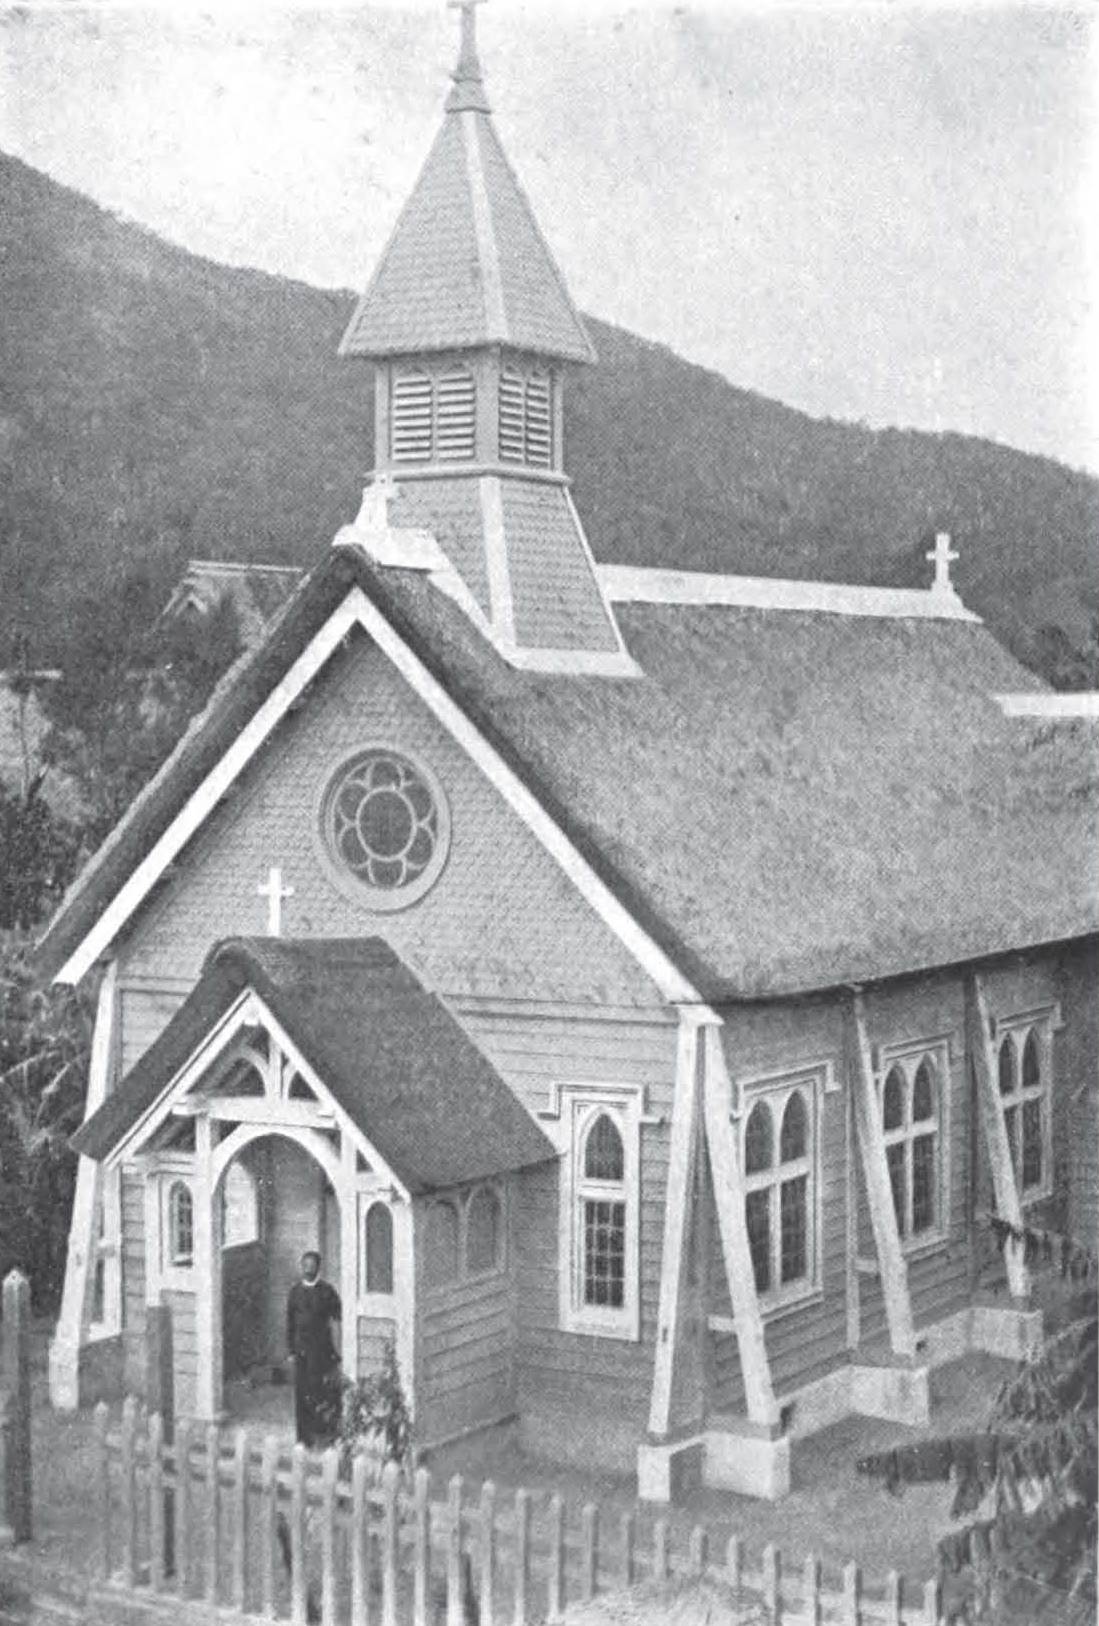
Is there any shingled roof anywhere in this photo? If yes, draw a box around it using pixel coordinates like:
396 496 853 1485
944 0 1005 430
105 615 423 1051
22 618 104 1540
72 936 555 1187
35 546 1099 1001
339 25 595 363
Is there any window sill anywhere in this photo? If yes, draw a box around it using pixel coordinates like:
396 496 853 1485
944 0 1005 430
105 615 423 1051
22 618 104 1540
708 1288 824 1333
1020 1186 1054 1210
561 1312 640 1343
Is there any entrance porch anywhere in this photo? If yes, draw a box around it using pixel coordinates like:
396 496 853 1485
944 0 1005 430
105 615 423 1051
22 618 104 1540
68 936 555 1438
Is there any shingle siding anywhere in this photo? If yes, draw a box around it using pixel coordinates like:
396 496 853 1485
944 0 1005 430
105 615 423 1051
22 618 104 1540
502 482 619 653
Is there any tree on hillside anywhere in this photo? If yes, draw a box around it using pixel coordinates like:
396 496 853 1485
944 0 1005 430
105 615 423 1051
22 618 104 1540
40 574 243 846
0 777 80 931
857 1217 1097 1624
0 937 91 1308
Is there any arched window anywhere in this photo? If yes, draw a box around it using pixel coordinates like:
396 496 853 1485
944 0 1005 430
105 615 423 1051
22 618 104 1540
584 1114 624 1182
423 1199 459 1290
466 1185 502 1274
880 1056 940 1239
363 1202 394 1296
578 1112 626 1311
999 1025 1048 1195
882 1065 908 1234
220 1161 259 1248
167 1181 193 1267
742 1086 815 1299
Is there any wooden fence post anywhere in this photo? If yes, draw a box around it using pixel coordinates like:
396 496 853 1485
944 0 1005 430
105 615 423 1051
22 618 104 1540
842 1560 862 1626
581 1503 598 1602
119 1395 139 1587
763 1543 780 1623
446 1474 464 1626
512 1488 531 1626
231 1429 248 1614
725 1534 741 1598
922 1575 940 1625
290 1442 307 1626
94 1401 111 1580
259 1435 278 1621
547 1493 565 1621
479 1480 496 1626
378 1460 398 1626
0 1271 32 1546
803 1552 822 1626
689 1526 708 1576
174 1416 192 1599
884 1569 901 1625
652 1518 669 1583
144 1300 174 1579
148 1412 165 1592
620 1510 635 1588
412 1465 431 1626
205 1421 221 1606
320 1447 339 1626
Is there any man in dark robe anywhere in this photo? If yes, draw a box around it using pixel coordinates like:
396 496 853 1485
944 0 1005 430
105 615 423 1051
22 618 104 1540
286 1250 342 1447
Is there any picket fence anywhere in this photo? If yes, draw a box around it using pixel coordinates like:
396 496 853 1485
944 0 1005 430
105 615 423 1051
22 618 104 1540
93 1399 942 1625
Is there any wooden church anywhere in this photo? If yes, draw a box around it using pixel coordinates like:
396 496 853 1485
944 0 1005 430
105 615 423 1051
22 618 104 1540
40 5 1098 1500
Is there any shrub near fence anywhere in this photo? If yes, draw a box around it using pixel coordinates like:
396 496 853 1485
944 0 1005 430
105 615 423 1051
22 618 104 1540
94 1399 942 1626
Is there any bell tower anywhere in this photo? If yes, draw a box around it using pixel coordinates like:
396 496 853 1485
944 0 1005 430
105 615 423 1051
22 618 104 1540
339 1 631 674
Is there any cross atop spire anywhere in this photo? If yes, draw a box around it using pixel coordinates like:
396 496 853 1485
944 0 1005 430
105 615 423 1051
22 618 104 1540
446 0 490 114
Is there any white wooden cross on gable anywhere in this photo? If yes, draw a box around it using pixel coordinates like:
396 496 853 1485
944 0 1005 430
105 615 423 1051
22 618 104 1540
257 866 294 937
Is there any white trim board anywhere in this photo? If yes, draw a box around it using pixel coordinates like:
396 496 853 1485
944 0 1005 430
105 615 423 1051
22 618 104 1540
55 585 699 1005
995 693 1099 718
598 564 980 623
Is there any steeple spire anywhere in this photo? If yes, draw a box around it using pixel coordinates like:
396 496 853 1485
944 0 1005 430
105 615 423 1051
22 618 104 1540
446 0 490 115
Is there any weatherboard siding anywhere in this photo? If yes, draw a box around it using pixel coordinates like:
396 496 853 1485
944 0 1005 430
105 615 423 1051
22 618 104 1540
413 1186 517 1445
120 1165 147 1393
118 981 188 1075
461 1006 677 1463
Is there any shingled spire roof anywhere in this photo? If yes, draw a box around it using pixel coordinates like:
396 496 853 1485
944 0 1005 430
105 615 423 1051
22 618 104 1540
339 3 596 363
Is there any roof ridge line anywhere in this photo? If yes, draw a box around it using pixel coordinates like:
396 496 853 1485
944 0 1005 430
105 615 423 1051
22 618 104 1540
597 564 981 623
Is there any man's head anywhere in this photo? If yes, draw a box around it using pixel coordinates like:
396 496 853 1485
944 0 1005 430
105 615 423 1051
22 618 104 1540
300 1250 321 1283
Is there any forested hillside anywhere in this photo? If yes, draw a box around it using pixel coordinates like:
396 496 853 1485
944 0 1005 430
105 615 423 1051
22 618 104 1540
2 151 1096 681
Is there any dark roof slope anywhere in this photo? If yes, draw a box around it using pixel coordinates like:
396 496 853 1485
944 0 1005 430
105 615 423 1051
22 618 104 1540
37 548 1099 999
73 937 555 1189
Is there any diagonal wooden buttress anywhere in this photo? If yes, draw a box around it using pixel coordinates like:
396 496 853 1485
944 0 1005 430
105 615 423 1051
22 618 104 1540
49 960 119 1411
699 1024 780 1428
647 1013 704 1439
847 992 916 1358
966 973 1030 1300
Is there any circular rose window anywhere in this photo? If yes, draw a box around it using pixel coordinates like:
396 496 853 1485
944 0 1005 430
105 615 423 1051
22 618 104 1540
320 749 449 908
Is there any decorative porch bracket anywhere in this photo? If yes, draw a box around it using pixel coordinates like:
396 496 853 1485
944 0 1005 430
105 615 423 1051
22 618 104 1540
847 992 916 1358
647 1012 704 1439
49 961 118 1411
699 1023 780 1428
966 973 1030 1300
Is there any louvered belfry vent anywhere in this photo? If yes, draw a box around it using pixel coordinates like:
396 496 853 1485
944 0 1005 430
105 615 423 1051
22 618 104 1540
525 373 552 468
499 365 554 468
498 370 526 462
392 371 435 462
436 368 476 461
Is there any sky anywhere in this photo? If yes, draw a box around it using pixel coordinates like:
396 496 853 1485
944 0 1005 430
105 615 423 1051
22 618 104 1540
1 1 1096 472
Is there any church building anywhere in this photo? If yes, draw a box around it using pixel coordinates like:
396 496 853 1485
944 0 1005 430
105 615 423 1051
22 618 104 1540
40 6 1098 1500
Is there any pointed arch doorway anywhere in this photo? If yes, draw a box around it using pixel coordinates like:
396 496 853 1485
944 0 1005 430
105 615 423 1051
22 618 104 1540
215 1131 343 1427
202 1121 347 1424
